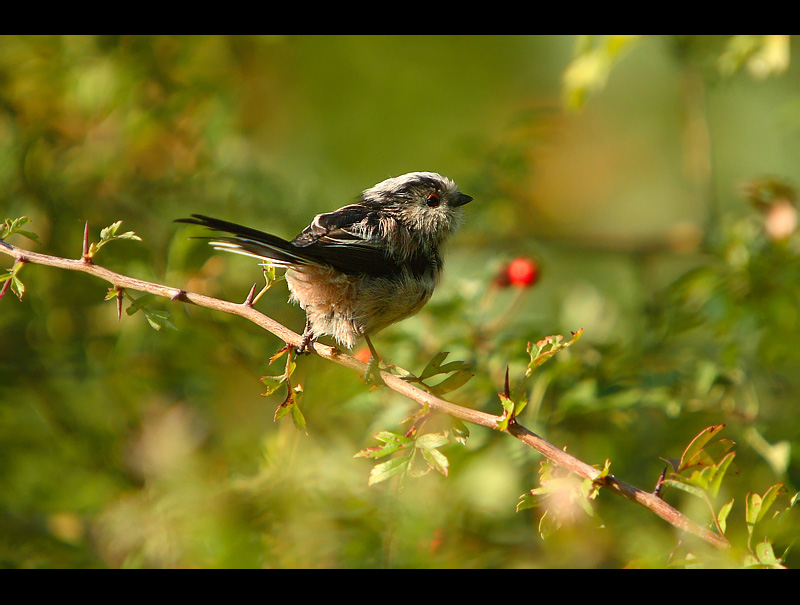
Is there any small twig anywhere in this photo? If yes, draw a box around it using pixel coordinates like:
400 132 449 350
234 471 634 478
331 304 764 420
0 238 730 550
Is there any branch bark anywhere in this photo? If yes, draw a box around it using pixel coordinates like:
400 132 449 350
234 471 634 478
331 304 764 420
0 238 731 550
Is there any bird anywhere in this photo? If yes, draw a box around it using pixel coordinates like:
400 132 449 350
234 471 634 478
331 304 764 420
177 171 472 373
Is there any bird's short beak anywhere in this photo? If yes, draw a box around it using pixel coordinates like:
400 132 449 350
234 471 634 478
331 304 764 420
452 193 473 207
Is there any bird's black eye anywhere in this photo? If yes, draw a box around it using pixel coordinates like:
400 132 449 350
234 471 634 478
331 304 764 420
426 193 441 207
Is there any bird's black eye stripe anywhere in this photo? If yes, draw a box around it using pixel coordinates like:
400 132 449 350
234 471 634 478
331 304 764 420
398 176 440 194
426 193 441 207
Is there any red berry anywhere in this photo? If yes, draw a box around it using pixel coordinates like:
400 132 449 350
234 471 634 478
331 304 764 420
354 347 372 364
506 257 539 287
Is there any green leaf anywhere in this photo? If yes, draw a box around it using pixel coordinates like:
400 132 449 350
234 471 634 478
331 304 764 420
419 351 470 380
450 418 470 445
537 509 561 539
87 220 142 258
428 370 473 396
419 352 450 380
282 385 306 433
1 217 40 243
706 452 736 499
290 400 307 433
516 491 537 512
273 385 306 433
261 350 297 397
717 498 734 535
260 263 283 288
354 432 414 459
512 394 528 418
747 483 787 529
123 293 176 331
746 493 763 539
420 447 449 477
753 540 784 568
10 274 25 300
273 399 292 421
0 260 25 301
689 439 736 470
525 329 583 376
678 425 726 471
368 456 410 486
742 553 760 568
496 393 515 431
759 484 785 524
415 433 449 450
588 459 612 499
142 308 176 331
661 478 707 501
101 220 141 242
260 375 285 398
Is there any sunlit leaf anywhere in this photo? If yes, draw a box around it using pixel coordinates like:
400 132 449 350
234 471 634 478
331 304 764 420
538 509 560 539
717 498 734 535
368 456 410 486
415 433 449 451
706 452 736 499
421 447 449 477
419 351 470 380
428 370 473 396
260 375 284 398
354 432 413 459
661 478 707 501
753 540 785 568
87 220 142 258
678 425 726 471
143 308 176 331
1 217 40 243
450 418 469 445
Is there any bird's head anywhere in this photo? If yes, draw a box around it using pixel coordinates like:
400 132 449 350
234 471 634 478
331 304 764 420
362 172 472 244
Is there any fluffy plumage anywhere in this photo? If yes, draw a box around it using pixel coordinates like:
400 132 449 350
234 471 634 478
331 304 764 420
177 171 472 350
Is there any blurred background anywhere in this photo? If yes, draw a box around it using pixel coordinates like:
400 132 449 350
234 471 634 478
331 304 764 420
1 35 798 568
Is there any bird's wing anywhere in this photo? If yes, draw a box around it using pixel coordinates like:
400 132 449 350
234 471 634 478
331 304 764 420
290 204 403 275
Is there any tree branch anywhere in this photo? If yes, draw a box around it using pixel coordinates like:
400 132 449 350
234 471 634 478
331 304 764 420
0 238 730 550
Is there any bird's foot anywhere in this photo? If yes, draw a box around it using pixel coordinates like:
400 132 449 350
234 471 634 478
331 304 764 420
364 355 385 388
295 332 315 355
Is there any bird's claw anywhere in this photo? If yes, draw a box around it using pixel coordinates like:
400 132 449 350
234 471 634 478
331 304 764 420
295 333 314 355
364 355 385 387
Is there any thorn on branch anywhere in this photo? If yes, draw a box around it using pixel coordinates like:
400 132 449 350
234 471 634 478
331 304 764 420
116 287 123 320
243 283 257 307
653 465 668 498
81 221 91 263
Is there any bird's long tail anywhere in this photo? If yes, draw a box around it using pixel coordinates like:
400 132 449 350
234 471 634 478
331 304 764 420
176 214 311 266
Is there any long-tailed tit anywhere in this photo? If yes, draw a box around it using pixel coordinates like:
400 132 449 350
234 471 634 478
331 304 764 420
177 172 472 360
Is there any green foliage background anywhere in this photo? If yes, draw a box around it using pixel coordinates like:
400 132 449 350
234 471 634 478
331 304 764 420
1 35 798 568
